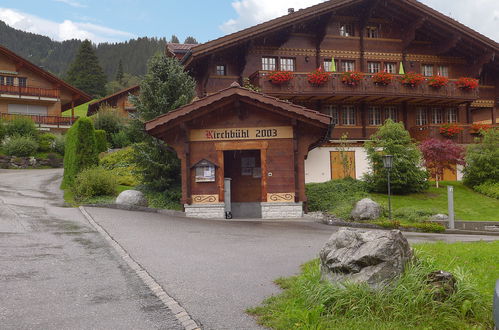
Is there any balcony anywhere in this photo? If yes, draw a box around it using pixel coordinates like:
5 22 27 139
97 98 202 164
249 71 479 104
408 124 497 144
0 84 60 99
0 113 76 128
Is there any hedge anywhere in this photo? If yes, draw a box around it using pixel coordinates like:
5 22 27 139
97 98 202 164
95 129 108 153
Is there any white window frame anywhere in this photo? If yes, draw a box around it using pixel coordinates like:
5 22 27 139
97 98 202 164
422 64 433 77
446 108 458 123
437 65 449 77
367 62 381 74
216 65 226 76
339 23 354 37
431 107 443 124
416 107 427 126
341 60 355 72
280 58 295 71
384 62 397 74
327 105 339 125
384 106 398 121
366 25 379 38
368 106 382 125
262 57 277 71
342 106 356 126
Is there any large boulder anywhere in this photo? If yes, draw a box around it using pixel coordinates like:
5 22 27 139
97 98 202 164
320 228 413 288
351 198 381 220
116 190 148 207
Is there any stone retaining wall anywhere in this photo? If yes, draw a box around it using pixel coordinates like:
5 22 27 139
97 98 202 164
432 220 499 232
0 155 63 169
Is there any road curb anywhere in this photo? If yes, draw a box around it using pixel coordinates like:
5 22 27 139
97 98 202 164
79 206 201 330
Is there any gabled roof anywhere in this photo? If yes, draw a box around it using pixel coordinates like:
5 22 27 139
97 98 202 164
145 82 331 137
166 43 197 60
183 0 498 65
87 85 140 115
0 45 92 109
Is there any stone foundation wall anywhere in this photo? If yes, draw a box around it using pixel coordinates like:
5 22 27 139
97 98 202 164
184 203 225 219
261 202 303 219
0 155 63 169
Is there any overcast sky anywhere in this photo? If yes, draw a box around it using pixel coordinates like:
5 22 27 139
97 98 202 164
0 0 497 44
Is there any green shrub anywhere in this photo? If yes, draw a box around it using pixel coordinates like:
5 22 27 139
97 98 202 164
144 187 182 210
474 181 499 199
110 130 131 148
92 106 124 137
392 207 437 223
363 119 429 194
52 134 66 155
63 117 99 187
5 117 38 137
95 129 108 153
71 167 117 201
100 147 141 186
3 135 39 157
0 119 6 142
37 133 56 152
306 178 368 218
463 129 499 187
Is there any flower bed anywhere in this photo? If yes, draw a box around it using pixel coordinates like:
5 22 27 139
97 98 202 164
268 71 294 84
439 123 464 137
341 71 363 86
455 77 479 90
372 71 393 85
427 75 449 88
307 67 330 86
470 123 492 133
400 72 425 87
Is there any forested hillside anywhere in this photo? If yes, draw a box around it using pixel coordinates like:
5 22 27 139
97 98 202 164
0 20 167 80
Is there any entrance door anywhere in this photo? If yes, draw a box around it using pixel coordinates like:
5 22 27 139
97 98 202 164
223 150 262 218
330 151 356 179
431 164 458 181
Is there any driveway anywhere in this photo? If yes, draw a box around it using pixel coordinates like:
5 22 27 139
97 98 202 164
84 206 499 330
0 169 181 329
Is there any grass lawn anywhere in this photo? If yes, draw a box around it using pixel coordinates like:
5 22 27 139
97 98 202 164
249 241 498 329
370 181 499 221
61 100 95 118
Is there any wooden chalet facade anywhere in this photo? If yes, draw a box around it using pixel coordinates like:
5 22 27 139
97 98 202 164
87 85 140 117
173 0 497 185
0 45 91 129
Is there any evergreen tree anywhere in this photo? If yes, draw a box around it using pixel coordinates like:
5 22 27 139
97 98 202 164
116 59 124 83
65 40 107 97
463 129 499 187
170 35 180 43
184 36 198 44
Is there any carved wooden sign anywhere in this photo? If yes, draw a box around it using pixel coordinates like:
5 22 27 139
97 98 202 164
189 126 293 142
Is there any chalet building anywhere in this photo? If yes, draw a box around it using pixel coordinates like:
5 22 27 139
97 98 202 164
87 85 140 117
148 0 498 218
0 45 91 129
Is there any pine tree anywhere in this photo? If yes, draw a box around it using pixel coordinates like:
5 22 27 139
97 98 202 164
170 35 180 43
184 36 198 44
115 59 124 83
65 40 107 97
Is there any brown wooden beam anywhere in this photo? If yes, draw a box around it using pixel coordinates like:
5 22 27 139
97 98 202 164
402 16 426 50
466 102 472 124
360 102 367 138
470 51 495 78
402 101 409 129
435 34 461 55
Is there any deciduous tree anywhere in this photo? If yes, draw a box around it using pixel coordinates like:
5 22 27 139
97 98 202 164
420 138 465 188
463 129 499 187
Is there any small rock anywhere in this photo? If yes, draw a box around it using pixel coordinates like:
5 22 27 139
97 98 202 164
116 190 148 207
427 270 456 301
29 157 37 166
320 228 413 288
351 198 381 221
430 214 448 221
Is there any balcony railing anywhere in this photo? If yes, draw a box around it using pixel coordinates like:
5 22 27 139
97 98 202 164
0 113 76 127
249 71 479 102
408 124 497 144
0 84 60 99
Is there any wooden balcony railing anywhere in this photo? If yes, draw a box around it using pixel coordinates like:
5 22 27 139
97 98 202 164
408 124 497 144
0 84 60 99
249 71 480 102
0 113 76 127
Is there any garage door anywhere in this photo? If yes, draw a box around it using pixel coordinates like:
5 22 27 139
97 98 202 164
8 104 48 115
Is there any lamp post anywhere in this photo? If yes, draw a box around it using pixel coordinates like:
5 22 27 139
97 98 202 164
382 155 394 220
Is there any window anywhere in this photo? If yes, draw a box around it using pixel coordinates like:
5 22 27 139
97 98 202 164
342 106 356 125
0 76 4 85
216 65 226 76
416 107 427 125
367 62 381 74
323 59 339 72
341 60 355 72
368 106 382 125
430 108 443 124
384 62 397 74
384 106 398 121
339 23 354 37
437 65 449 77
262 57 276 71
422 64 433 77
280 58 295 71
366 25 379 38
5 76 14 86
18 77 27 87
327 105 339 125
446 108 458 123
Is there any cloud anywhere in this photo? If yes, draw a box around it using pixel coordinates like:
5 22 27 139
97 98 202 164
53 0 87 8
0 7 134 43
221 0 499 41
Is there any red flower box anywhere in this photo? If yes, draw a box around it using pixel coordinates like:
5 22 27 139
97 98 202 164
372 71 393 85
341 71 363 86
440 123 464 137
268 71 294 84
455 77 479 90
400 72 425 87
471 123 492 133
307 67 331 86
427 75 449 88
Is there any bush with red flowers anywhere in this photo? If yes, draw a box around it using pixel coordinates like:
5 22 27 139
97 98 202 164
400 72 425 87
307 67 330 86
372 71 394 85
471 123 492 133
268 71 294 84
427 75 449 88
440 123 464 137
341 71 363 86
455 77 479 90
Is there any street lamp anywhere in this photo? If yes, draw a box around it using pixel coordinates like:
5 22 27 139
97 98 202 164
382 155 394 220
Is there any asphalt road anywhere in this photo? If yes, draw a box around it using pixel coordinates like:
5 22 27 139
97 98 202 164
0 169 182 330
85 206 499 330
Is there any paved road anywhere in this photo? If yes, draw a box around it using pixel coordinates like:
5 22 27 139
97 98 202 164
0 169 181 330
85 206 499 330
